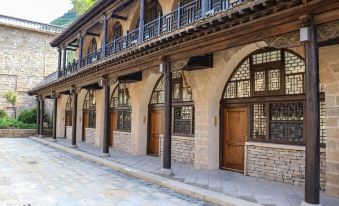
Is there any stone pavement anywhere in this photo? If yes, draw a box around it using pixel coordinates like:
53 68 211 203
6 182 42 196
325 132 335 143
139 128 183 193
0 138 212 206
51 138 339 206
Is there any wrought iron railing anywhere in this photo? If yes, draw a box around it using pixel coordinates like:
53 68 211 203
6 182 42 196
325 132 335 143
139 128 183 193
0 14 64 34
62 0 245 77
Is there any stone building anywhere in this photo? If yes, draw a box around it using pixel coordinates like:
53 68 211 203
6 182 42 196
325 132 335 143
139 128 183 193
29 0 339 204
0 14 62 117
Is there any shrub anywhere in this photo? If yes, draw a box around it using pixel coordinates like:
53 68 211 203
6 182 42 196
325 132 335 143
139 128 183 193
18 108 37 124
0 109 7 119
0 118 36 129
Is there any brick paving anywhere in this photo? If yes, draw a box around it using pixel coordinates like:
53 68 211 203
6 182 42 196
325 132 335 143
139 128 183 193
53 138 339 206
0 138 211 206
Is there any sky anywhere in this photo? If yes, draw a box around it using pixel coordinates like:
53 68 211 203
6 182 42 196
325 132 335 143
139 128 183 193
0 0 72 24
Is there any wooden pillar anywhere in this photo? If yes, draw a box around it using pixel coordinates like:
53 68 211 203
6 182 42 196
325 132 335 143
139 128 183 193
201 0 209 17
62 47 67 75
161 58 173 176
71 88 78 147
78 33 84 68
57 47 62 78
100 78 110 155
301 15 320 205
39 97 44 137
138 0 145 42
101 14 108 58
36 97 40 135
52 93 58 141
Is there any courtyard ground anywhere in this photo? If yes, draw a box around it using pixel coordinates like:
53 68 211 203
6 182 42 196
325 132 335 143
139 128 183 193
0 138 211 206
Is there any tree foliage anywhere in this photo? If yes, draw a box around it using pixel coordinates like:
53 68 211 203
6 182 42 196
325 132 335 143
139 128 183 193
3 91 18 107
72 0 97 15
50 10 78 27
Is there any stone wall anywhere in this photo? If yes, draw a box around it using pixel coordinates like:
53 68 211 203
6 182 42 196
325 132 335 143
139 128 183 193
85 128 96 145
66 126 72 140
245 142 326 190
113 131 132 153
160 136 195 166
0 23 58 117
0 129 36 137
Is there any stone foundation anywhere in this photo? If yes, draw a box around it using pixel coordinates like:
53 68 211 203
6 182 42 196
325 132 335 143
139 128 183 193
113 131 131 152
0 129 36 137
160 136 195 166
66 126 72 140
85 128 96 145
245 142 326 190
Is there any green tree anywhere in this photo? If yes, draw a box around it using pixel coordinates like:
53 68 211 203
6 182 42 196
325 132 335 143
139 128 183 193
72 0 97 15
3 91 18 118
50 10 78 27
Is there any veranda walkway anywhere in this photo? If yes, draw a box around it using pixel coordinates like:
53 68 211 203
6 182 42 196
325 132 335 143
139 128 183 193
42 138 339 206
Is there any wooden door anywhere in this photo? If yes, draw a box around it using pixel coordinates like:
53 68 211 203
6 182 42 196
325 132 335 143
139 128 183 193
148 109 163 156
109 112 117 147
222 107 247 171
83 111 89 142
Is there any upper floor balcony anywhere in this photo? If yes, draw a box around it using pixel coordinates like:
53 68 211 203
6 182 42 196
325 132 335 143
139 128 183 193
57 0 245 78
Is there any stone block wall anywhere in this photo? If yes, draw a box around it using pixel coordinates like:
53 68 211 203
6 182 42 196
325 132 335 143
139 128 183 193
66 126 72 140
160 136 195 166
113 131 131 153
0 129 36 137
85 128 96 145
246 142 326 190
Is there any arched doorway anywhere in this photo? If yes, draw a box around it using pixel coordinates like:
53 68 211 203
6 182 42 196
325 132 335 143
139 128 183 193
65 95 72 138
220 48 326 171
148 71 194 156
83 90 96 142
109 83 131 147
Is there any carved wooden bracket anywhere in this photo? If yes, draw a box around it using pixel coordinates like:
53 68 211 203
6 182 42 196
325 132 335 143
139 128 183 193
317 20 339 43
171 58 190 72
264 32 302 49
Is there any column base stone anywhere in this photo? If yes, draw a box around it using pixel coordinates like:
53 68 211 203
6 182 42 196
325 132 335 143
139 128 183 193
300 201 322 206
51 139 57 142
38 135 44 138
160 168 173 176
70 145 77 148
101 153 110 157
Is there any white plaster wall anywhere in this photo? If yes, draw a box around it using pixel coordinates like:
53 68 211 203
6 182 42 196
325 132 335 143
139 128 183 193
56 94 68 138
76 89 87 141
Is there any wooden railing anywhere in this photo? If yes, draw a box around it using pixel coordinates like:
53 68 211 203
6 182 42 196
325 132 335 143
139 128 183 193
0 14 64 34
62 0 244 77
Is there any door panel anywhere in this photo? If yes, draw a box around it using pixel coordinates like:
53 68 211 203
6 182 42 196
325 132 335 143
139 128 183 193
83 111 89 142
148 109 163 156
109 112 117 147
222 107 247 171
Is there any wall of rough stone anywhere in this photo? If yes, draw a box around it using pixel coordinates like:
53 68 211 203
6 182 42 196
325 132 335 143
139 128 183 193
113 131 132 153
160 136 195 166
245 142 326 190
0 129 36 137
85 128 96 145
0 23 58 117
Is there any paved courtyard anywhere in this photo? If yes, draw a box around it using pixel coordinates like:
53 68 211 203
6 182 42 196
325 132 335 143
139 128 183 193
0 138 212 206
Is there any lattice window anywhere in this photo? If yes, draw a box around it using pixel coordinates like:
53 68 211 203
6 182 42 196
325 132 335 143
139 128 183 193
84 90 96 128
225 59 250 99
111 83 131 132
252 50 281 65
66 95 72 111
254 71 265 92
268 69 280 91
320 101 326 145
252 104 267 140
173 106 194 135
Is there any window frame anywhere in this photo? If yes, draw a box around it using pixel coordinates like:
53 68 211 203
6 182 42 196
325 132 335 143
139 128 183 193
83 90 96 129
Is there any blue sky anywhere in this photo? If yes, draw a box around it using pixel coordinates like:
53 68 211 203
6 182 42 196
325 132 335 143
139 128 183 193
0 0 72 24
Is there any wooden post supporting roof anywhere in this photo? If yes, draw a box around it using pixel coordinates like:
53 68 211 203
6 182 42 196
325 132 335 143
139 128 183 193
78 33 84 68
100 78 110 155
101 14 108 58
301 15 321 205
62 47 67 76
71 88 78 147
36 97 40 136
57 48 62 78
138 0 145 43
39 97 44 138
52 93 58 141
161 58 173 176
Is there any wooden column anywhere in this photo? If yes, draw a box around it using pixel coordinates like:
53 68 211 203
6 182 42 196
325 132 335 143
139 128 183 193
62 47 67 75
71 88 78 147
39 97 44 137
301 15 320 205
100 78 110 155
201 0 209 17
36 97 40 136
78 33 84 68
52 93 58 141
57 48 62 78
162 58 172 175
138 0 145 42
101 14 108 58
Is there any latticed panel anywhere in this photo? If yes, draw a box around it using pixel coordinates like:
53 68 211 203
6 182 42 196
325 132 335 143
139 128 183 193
254 71 265 92
285 52 305 74
252 104 267 140
269 102 304 142
84 90 96 110
173 106 194 134
225 59 250 99
320 101 326 145
268 69 280 91
66 96 72 110
252 50 281 65
285 74 304 94
230 59 250 81
110 87 119 108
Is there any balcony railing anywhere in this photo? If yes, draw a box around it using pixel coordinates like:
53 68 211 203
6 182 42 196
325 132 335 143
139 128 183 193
62 0 244 77
0 14 64 34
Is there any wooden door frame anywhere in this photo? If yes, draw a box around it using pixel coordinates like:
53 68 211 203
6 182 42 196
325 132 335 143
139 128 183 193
82 111 87 142
219 101 250 171
147 105 164 156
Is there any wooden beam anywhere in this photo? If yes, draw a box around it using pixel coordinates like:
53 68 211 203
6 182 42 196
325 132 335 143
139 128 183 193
71 88 78 147
86 32 100 37
111 14 128 21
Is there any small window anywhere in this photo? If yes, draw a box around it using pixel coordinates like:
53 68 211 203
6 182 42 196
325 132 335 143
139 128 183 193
110 83 131 132
84 90 96 128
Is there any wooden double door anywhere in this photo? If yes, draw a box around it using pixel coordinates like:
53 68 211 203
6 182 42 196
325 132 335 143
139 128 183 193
109 112 117 147
221 107 248 171
148 108 163 157
83 111 89 142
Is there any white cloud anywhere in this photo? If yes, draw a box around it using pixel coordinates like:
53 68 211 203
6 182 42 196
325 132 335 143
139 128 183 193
0 0 72 24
